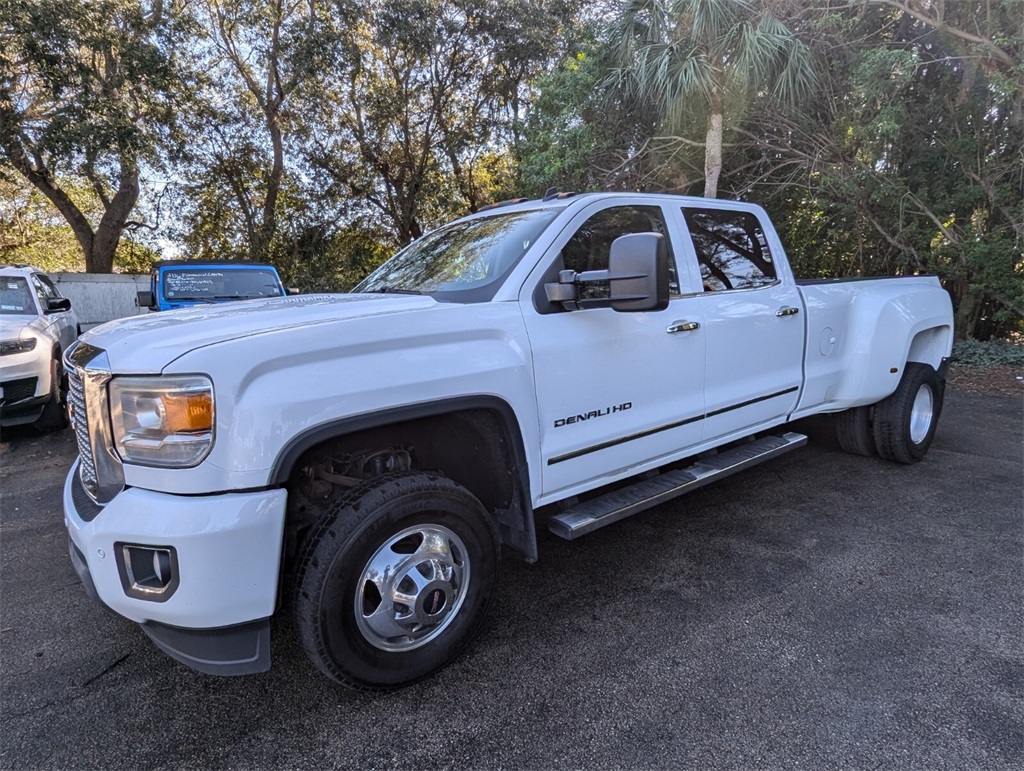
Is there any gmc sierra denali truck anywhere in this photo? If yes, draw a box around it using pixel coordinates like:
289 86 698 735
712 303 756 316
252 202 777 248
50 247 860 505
61 193 953 690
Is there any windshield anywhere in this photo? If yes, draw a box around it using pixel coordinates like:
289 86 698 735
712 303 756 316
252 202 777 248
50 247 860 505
0 277 37 315
354 208 561 302
161 268 283 302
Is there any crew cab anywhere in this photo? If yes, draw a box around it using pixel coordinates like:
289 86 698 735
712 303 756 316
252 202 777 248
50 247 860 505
61 193 953 689
136 260 288 312
1 264 78 430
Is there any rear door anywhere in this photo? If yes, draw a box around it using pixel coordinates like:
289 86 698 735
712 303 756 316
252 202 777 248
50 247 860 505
677 204 804 443
520 199 707 500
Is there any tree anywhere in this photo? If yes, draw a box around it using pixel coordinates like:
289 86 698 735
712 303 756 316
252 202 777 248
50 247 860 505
516 46 663 193
300 0 578 245
0 0 193 272
731 1 1022 338
0 172 163 272
189 0 343 262
0 173 88 271
872 0 1023 127
608 0 816 197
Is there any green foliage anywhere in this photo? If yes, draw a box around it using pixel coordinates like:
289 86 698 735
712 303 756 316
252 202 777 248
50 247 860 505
170 140 273 262
605 0 816 196
274 223 394 293
0 174 87 270
610 0 815 122
2 0 1019 342
0 0 189 160
0 0 198 271
179 0 346 263
299 0 581 241
113 239 160 274
516 50 621 193
730 1 1023 339
952 340 1024 368
0 171 158 272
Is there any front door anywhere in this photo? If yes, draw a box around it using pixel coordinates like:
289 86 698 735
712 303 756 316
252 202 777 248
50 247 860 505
521 200 707 502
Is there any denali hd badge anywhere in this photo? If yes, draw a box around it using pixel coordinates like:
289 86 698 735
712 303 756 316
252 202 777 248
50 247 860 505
554 402 632 428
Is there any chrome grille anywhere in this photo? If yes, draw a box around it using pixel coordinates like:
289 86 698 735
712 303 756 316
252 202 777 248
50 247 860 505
67 367 98 493
65 342 123 503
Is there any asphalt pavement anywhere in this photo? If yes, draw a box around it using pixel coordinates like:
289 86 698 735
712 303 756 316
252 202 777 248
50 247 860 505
1 389 1021 769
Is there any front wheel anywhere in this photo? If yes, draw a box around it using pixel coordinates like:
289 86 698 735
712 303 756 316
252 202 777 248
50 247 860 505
872 362 944 464
294 472 498 690
34 355 68 432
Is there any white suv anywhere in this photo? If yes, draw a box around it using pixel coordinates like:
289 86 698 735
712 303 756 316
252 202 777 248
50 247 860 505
0 265 79 431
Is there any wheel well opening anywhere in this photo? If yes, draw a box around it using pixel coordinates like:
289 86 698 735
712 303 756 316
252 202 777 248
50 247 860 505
907 326 951 371
281 407 535 564
287 409 518 511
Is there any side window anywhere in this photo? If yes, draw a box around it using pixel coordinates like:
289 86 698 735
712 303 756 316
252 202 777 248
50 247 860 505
561 205 680 299
29 275 52 305
682 208 776 292
35 274 62 299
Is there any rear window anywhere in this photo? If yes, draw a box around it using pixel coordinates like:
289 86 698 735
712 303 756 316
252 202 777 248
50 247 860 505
162 268 283 302
0 277 37 315
682 208 777 291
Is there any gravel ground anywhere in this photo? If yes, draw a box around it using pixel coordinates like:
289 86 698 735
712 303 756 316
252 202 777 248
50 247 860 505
946 363 1023 398
1 387 1021 770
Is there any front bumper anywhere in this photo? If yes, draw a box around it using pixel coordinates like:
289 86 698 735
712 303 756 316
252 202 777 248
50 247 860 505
1 347 50 393
63 460 287 675
1 349 51 425
0 393 48 425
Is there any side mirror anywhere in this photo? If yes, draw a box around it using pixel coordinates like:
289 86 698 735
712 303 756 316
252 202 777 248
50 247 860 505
45 297 72 313
608 232 669 312
544 232 669 312
137 290 155 309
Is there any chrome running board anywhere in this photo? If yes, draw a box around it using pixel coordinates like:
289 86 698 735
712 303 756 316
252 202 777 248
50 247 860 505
548 432 808 540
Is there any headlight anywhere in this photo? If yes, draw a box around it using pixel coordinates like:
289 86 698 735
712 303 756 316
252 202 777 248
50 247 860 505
0 338 37 355
109 376 214 467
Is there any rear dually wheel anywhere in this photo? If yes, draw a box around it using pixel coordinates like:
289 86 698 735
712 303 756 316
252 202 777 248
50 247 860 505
872 362 944 464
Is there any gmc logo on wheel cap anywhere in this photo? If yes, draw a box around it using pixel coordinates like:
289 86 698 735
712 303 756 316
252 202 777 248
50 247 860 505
427 589 445 615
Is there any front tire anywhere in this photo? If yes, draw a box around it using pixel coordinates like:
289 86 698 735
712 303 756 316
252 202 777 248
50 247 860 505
872 363 944 464
34 355 68 432
294 472 498 690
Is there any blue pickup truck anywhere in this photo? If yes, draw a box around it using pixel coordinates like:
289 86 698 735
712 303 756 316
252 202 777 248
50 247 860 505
137 261 289 312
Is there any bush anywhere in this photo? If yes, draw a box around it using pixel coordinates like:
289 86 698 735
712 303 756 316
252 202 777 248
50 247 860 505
951 339 1024 367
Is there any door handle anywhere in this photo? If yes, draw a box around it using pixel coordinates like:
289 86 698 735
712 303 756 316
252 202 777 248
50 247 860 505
666 320 700 333
776 307 800 317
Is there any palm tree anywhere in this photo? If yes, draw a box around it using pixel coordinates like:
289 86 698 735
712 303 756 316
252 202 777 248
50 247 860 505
609 0 815 198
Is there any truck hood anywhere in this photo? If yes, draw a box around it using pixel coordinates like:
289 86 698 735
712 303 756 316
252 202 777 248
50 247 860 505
79 293 438 373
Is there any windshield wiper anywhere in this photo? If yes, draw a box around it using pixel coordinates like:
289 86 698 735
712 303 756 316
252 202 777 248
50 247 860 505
370 286 422 295
171 297 217 304
213 295 254 300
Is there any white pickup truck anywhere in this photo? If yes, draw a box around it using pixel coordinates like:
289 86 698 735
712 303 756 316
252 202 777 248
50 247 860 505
62 193 953 689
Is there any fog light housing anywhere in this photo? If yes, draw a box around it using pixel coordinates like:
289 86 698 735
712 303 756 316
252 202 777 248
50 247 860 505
115 543 179 602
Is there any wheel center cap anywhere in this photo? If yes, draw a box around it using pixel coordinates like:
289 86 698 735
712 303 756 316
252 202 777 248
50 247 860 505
415 580 451 623
425 588 447 616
